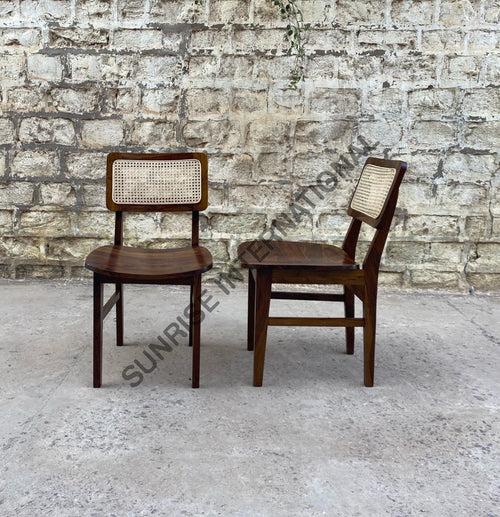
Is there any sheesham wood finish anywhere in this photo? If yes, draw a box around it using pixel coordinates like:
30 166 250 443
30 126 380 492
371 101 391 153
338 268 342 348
85 152 212 388
239 157 407 387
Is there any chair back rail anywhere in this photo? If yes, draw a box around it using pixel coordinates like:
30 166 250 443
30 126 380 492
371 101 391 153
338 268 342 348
107 152 208 248
342 157 407 276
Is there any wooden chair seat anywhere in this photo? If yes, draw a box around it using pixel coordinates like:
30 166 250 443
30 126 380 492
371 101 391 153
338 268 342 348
85 245 213 282
238 240 358 270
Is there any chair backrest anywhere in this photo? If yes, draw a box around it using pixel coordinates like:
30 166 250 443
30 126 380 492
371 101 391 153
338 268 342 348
347 157 406 229
106 152 208 212
343 157 407 273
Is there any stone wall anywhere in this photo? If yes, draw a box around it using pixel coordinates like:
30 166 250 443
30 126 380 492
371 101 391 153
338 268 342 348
0 0 498 290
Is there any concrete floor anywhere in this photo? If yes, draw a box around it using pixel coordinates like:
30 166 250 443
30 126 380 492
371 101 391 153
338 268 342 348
0 280 498 516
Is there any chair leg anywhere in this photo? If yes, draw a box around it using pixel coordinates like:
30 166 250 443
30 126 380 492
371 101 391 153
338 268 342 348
253 269 272 387
363 287 377 388
247 269 256 351
93 274 104 388
191 275 201 388
344 286 354 355
188 282 193 347
116 283 123 347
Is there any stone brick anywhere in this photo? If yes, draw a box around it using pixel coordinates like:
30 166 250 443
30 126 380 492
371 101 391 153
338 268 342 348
142 89 179 116
246 118 291 150
210 214 266 236
359 119 403 147
461 88 500 119
112 29 163 50
438 0 480 27
80 184 107 209
76 0 113 20
18 210 72 237
39 183 77 207
421 30 464 54
5 87 45 111
336 0 385 25
20 0 72 21
0 54 25 81
464 122 500 150
49 88 100 114
128 121 177 146
409 121 456 149
183 120 240 149
19 117 75 145
11 151 59 179
232 89 268 113
49 28 109 48
362 88 404 116
81 119 124 148
0 118 15 144
309 89 360 117
208 0 250 25
441 153 496 183
27 54 63 82
0 28 41 49
467 31 498 54
357 30 417 51
295 121 353 152
408 89 456 118
209 154 253 183
411 271 461 289
0 209 13 234
467 243 500 273
391 0 434 26
254 153 290 181
230 184 290 210
0 182 35 207
66 152 106 180
404 215 460 240
186 88 229 117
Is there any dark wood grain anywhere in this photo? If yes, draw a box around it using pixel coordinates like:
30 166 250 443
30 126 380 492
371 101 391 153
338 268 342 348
85 245 212 282
239 157 407 388
239 240 358 270
85 152 212 389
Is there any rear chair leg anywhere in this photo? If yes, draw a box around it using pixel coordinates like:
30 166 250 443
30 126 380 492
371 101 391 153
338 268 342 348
344 286 354 355
363 289 377 387
247 269 256 351
93 275 104 388
253 269 272 387
116 283 123 347
191 275 201 388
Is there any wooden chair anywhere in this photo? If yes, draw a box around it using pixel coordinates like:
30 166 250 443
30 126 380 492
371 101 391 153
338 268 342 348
238 157 407 387
85 152 212 388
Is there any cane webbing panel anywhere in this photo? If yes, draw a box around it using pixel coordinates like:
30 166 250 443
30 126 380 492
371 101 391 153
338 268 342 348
350 163 397 219
112 159 202 205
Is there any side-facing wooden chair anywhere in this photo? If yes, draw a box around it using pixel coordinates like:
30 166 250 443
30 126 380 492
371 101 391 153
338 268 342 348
238 157 407 387
85 153 212 388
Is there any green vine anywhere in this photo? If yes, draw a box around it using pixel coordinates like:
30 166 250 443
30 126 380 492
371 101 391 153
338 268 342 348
193 0 309 88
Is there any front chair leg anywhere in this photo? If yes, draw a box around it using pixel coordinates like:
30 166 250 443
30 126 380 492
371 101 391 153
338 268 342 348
188 282 194 347
344 286 355 354
191 275 201 388
116 283 123 347
253 269 272 387
93 274 104 388
363 288 377 387
247 268 256 351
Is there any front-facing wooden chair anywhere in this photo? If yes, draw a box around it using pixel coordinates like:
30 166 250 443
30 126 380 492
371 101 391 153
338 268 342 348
238 157 407 387
85 153 212 388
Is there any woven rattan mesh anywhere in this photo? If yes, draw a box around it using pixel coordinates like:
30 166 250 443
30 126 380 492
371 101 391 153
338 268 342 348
112 159 202 205
350 163 397 219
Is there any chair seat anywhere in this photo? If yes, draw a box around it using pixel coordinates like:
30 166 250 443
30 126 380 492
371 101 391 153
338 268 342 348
238 240 359 270
85 245 213 281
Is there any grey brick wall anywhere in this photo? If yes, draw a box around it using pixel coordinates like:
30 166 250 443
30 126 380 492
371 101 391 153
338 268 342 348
0 0 498 290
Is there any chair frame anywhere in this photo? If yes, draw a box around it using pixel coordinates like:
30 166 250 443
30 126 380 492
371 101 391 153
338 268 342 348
243 157 407 387
87 152 209 389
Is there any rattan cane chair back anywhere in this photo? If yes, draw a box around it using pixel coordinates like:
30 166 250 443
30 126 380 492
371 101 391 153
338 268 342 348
347 157 404 228
106 152 208 212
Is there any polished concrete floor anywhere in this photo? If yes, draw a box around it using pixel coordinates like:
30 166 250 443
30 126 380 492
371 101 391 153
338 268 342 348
0 280 498 516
